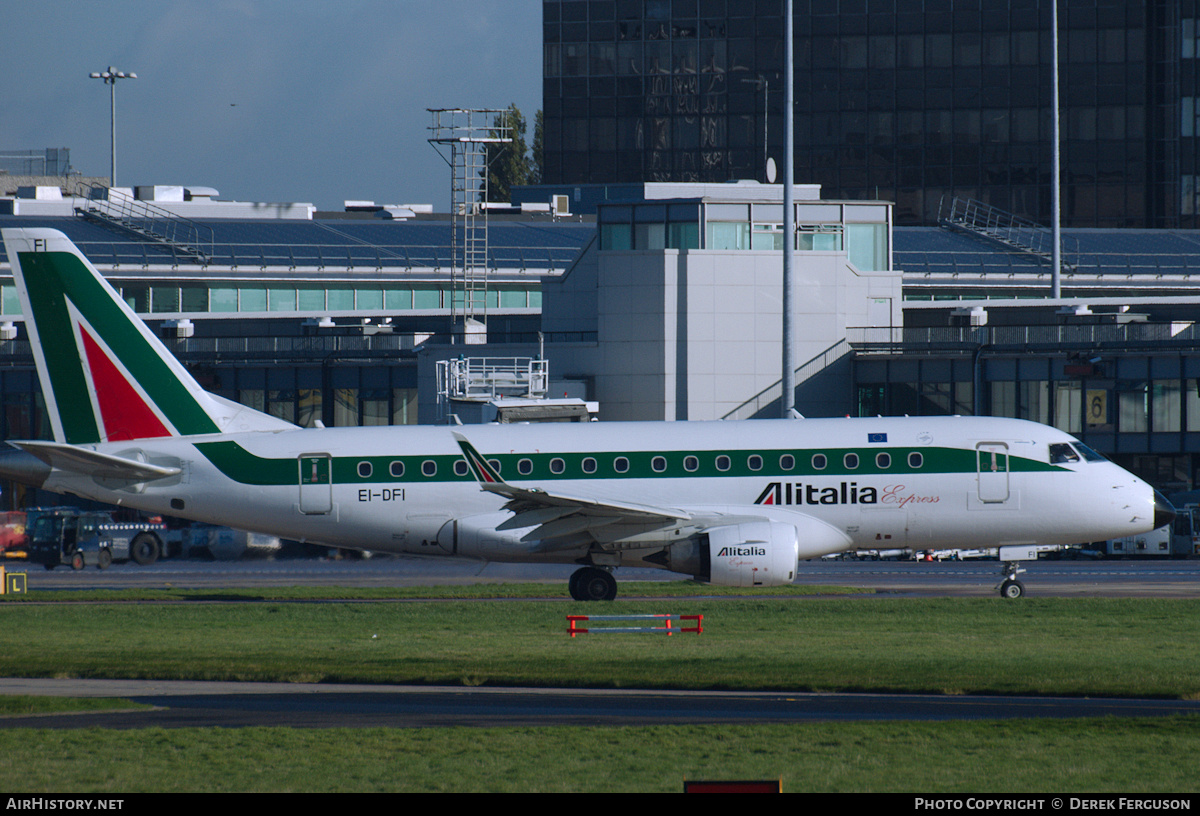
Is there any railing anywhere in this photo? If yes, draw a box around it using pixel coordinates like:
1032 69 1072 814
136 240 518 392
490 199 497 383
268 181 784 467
848 322 1200 354
897 250 1200 280
720 339 851 420
435 356 551 424
201 243 576 272
0 332 435 364
437 357 548 401
938 196 1078 263
3 237 578 274
567 614 703 637
73 183 215 263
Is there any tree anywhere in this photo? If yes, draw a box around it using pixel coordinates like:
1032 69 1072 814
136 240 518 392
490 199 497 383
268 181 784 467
486 104 540 202
530 108 544 186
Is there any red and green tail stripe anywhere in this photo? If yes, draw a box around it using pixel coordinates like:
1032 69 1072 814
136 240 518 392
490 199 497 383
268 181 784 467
13 239 219 444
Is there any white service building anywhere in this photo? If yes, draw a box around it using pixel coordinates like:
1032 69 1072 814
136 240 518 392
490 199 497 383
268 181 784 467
420 181 901 422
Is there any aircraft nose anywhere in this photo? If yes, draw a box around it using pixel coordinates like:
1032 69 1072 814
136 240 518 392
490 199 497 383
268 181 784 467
1154 490 1176 530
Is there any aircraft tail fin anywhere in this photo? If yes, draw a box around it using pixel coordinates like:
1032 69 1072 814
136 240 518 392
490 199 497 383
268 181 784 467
3 228 296 445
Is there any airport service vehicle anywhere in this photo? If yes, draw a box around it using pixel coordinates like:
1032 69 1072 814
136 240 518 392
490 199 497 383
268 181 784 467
0 511 27 554
1099 506 1200 558
0 228 1175 598
23 508 165 570
1172 505 1200 556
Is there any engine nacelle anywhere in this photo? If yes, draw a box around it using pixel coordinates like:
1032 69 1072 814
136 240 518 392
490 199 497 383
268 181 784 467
676 520 799 588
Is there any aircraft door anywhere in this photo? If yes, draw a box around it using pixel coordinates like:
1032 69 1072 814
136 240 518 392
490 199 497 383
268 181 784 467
298 453 333 515
976 442 1010 503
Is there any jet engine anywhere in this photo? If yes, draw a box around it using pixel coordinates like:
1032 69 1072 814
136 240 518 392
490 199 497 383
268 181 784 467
666 520 799 587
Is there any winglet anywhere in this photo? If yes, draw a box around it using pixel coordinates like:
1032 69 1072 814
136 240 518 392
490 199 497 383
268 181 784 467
452 433 506 486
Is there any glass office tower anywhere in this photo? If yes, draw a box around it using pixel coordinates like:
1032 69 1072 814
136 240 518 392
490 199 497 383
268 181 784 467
543 0 1185 227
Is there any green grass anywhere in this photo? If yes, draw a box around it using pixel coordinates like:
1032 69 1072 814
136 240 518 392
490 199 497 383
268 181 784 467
0 580 867 602
0 696 151 715
2 591 1198 792
1 717 1198 792
0 595 1197 698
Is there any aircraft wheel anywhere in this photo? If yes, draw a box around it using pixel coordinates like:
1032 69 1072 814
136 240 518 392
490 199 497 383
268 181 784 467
70 551 85 571
130 533 160 566
97 549 112 570
570 567 617 601
1000 579 1025 599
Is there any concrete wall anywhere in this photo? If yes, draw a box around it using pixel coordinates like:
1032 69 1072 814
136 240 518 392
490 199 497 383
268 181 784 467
546 246 901 422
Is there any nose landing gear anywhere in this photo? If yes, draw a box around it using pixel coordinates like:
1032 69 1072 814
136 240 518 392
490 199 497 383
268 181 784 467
996 561 1026 599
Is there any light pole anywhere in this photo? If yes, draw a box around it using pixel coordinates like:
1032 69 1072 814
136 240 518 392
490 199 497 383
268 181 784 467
88 66 137 187
1050 0 1062 299
782 0 795 418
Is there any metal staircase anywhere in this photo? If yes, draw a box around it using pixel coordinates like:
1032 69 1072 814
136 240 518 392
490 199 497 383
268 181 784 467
938 196 1075 270
73 183 214 264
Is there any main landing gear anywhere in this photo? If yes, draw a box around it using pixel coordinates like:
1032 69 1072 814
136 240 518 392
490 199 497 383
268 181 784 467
569 566 617 601
996 561 1026 599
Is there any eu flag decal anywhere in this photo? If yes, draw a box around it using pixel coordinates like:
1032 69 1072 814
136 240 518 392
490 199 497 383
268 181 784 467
868 433 888 443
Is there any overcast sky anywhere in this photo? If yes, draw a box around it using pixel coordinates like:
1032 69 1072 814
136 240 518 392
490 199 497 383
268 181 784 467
1 1 542 211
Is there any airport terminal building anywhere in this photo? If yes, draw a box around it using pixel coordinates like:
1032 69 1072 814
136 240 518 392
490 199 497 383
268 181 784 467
5 2 1200 502
5 178 1200 498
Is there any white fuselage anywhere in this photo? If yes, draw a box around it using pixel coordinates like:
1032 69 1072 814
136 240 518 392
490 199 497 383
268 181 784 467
39 415 1161 570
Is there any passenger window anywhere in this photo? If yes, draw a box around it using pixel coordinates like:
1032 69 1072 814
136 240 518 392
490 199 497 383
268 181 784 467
844 453 859 469
812 454 827 470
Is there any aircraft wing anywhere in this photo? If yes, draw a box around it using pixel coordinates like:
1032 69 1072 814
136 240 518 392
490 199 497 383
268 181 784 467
453 433 691 545
10 440 182 481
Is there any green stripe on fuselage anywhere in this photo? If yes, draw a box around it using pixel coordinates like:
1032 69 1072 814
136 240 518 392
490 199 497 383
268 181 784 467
194 440 1062 487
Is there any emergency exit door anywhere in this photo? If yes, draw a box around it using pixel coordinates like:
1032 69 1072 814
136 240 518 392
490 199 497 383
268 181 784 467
298 453 332 515
976 442 1010 504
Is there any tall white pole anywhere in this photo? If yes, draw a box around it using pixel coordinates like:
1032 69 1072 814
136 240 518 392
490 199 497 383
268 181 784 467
782 0 795 418
1051 0 1062 299
109 79 116 187
89 67 137 188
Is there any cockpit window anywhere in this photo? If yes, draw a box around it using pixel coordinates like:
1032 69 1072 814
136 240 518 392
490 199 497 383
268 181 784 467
1049 443 1080 464
1071 442 1107 463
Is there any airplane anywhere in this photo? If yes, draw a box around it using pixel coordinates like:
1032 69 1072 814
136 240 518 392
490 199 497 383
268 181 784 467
0 227 1176 599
